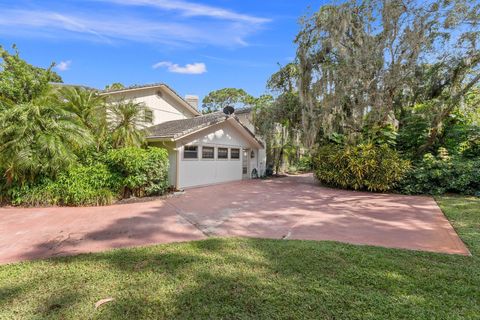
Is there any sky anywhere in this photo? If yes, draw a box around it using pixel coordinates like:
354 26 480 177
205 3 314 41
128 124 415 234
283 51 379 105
0 0 326 101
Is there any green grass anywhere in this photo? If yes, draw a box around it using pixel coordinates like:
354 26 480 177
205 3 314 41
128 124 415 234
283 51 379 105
0 197 479 319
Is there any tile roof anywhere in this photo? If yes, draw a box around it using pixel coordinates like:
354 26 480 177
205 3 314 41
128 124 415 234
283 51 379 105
146 110 263 147
234 107 253 115
101 82 166 94
147 112 227 139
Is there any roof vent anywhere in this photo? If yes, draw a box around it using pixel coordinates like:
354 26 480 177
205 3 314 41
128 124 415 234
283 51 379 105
223 106 235 115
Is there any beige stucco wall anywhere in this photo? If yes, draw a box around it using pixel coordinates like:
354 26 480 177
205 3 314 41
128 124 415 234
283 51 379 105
105 87 197 125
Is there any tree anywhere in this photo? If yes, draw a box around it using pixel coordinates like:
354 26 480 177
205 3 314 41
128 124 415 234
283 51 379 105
267 63 299 93
295 0 480 149
202 88 254 114
0 90 92 184
107 100 153 148
0 45 61 107
255 63 303 174
58 86 108 150
105 83 125 91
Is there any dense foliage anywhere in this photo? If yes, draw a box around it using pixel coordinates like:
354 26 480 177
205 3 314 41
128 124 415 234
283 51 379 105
244 0 480 195
2 146 170 206
6 163 120 206
0 47 169 206
400 151 480 196
106 147 169 197
201 88 254 114
313 143 410 192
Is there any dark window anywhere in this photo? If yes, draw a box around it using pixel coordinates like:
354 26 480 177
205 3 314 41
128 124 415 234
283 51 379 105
231 148 240 159
144 109 153 122
218 148 228 159
202 146 214 159
184 146 198 159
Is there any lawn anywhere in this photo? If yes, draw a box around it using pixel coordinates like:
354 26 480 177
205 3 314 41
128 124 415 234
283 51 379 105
0 197 479 319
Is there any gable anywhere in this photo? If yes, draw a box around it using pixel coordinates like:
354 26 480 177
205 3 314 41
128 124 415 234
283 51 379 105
102 85 200 124
176 118 263 150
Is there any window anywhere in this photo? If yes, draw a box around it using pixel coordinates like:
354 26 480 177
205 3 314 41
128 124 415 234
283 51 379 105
231 148 240 159
202 146 214 159
218 148 228 159
144 108 153 122
184 146 198 159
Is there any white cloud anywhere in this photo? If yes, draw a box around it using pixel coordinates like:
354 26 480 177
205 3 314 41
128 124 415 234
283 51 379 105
96 0 270 24
56 60 72 71
0 8 265 47
153 61 206 74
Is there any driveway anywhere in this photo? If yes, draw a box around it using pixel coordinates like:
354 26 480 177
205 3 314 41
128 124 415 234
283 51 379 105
0 174 469 264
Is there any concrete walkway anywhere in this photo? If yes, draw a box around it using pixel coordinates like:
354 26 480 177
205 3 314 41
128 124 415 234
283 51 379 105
0 174 469 264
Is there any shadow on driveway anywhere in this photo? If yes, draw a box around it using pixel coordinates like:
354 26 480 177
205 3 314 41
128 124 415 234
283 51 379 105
0 174 469 264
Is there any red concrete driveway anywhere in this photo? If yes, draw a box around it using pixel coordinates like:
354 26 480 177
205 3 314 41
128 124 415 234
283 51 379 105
0 174 469 264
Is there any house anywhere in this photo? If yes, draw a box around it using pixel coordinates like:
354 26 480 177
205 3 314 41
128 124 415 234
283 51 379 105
101 83 266 189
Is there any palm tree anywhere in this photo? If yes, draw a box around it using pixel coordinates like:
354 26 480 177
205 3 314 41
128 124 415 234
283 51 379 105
0 91 92 184
107 100 153 148
58 86 107 150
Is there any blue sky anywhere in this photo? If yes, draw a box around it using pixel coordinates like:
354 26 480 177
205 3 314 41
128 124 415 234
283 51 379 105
0 0 325 101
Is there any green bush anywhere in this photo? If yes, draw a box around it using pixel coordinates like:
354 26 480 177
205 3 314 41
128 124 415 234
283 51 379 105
106 147 169 197
313 143 411 192
8 163 121 206
399 150 480 195
297 155 313 172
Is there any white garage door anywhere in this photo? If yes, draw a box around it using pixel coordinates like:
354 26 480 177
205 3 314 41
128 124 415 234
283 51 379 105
178 145 244 188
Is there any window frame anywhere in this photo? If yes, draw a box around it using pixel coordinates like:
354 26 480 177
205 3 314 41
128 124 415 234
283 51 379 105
217 147 229 160
201 146 215 160
183 145 198 160
230 148 240 160
144 108 153 122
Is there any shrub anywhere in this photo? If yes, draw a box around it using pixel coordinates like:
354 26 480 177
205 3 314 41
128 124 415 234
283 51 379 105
313 143 411 192
287 155 313 174
7 163 121 206
106 147 169 197
399 150 480 195
297 155 313 172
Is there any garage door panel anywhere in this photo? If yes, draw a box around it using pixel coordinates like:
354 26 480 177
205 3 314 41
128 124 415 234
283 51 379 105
179 158 242 188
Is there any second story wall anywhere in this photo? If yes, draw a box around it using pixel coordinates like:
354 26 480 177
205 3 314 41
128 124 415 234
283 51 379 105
104 87 198 125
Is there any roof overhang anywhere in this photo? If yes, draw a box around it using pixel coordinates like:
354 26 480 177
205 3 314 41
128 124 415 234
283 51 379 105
147 116 264 149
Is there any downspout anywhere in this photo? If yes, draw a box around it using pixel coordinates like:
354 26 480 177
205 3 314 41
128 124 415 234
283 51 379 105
175 146 180 190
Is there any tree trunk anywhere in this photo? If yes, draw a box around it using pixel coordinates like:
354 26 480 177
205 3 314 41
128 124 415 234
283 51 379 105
276 127 286 174
418 73 480 155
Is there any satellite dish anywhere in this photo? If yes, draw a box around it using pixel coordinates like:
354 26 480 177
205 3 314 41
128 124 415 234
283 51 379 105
223 106 235 115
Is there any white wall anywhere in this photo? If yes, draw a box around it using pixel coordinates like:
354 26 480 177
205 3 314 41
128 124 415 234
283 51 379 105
236 112 266 176
105 87 196 125
176 121 259 188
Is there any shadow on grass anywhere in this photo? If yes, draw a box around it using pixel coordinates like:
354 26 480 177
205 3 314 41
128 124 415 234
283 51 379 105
2 237 478 319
